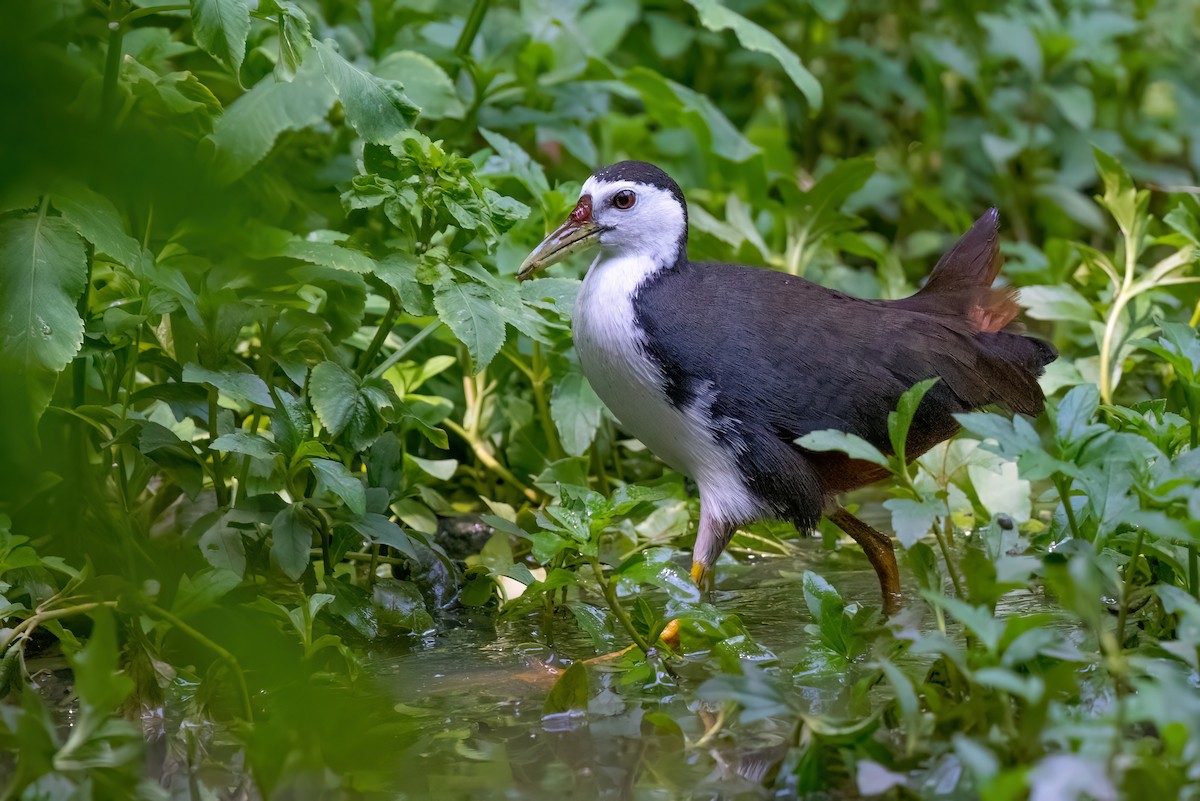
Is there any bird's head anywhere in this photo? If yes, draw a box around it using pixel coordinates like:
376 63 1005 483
517 160 688 280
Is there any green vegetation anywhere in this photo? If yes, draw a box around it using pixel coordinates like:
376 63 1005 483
1 0 1198 798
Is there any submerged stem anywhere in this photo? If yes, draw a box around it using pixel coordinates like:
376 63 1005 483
589 557 653 656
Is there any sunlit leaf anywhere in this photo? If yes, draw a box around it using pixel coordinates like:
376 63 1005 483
433 281 506 371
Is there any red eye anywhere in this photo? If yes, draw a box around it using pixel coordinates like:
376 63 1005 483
612 190 636 210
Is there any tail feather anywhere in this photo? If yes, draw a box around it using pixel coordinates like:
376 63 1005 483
895 208 1020 333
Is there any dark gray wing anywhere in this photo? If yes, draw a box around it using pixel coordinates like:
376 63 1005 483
631 220 1052 520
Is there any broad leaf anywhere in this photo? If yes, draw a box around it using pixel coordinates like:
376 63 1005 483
889 378 940 464
310 458 367 516
684 0 823 110
53 186 145 270
797 429 888 467
314 40 418 143
271 503 313 580
375 51 463 120
182 363 274 407
433 281 506 371
209 56 336 182
550 369 604 456
191 0 251 77
0 215 87 422
543 661 588 716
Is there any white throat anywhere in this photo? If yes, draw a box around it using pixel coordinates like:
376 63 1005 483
572 251 763 527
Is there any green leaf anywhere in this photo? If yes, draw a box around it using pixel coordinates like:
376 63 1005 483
375 51 464 120
797 429 888 467
801 572 864 658
0 215 87 422
683 0 823 111
1019 285 1096 323
350 513 419 560
309 458 367 516
883 497 942 549
888 378 940 464
479 129 549 196
979 14 1042 77
623 68 759 163
210 431 279 460
52 186 145 270
172 568 241 618
190 0 251 77
69 608 135 723
1054 383 1100 443
209 56 336 183
433 281 506 371
198 516 246 576
373 578 433 632
309 361 364 435
543 661 588 716
182 363 274 407
272 0 311 80
551 369 604 456
314 40 418 143
271 503 313 580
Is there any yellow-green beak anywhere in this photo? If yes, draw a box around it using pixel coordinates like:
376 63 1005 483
517 197 602 281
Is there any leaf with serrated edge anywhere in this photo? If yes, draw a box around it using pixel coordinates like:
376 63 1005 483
191 0 251 77
314 40 418 143
209 56 336 183
433 281 506 371
53 186 145 269
0 216 87 422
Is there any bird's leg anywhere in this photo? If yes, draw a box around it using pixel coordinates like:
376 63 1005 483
828 507 902 615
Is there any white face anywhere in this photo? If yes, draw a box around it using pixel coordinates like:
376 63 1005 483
580 177 687 268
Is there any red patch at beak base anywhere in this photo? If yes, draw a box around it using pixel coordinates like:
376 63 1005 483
569 195 593 223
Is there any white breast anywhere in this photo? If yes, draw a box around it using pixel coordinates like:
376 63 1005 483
573 255 763 525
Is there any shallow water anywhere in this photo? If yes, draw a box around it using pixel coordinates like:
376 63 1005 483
360 541 917 800
18 538 1059 800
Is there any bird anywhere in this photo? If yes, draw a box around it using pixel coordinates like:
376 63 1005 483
517 161 1055 611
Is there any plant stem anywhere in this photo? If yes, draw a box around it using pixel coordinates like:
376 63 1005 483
444 418 539 503
0 601 119 653
531 342 563 460
369 320 442 379
208 388 229 507
1098 291 1132 405
100 0 128 126
1117 529 1145 648
358 292 399 374
454 0 489 58
1190 546 1199 601
1055 476 1082 540
588 557 653 656
144 604 254 722
206 388 229 506
310 548 408 567
932 520 964 599
120 3 188 23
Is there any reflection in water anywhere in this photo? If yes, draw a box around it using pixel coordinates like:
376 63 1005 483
361 541 910 800
24 538 1058 799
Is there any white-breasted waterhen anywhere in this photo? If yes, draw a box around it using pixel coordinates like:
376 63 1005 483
518 161 1056 611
